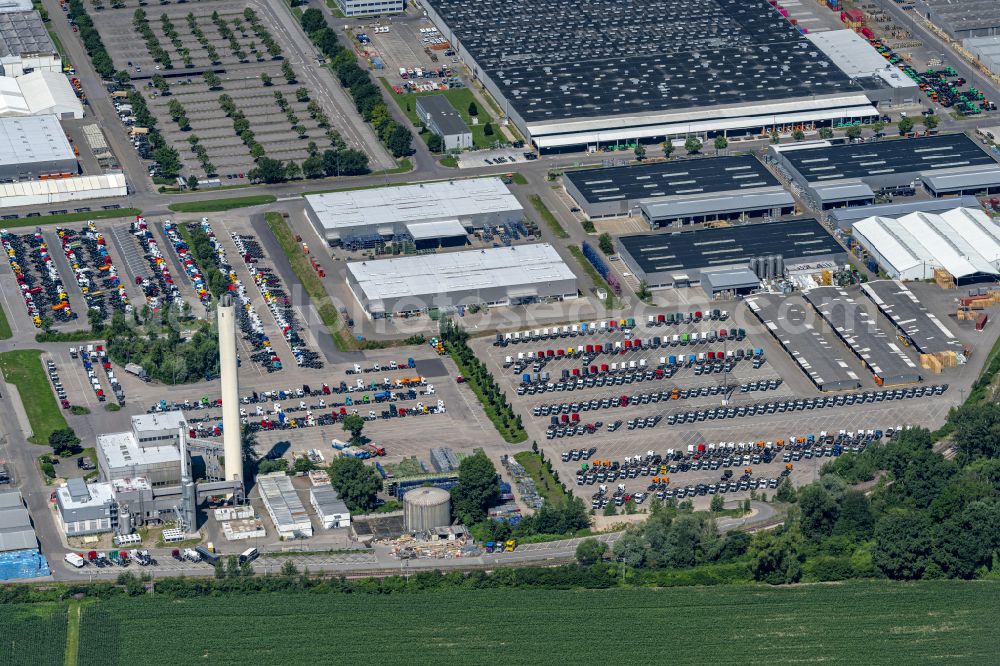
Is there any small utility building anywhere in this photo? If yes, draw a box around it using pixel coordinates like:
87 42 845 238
852 207 1000 284
416 95 472 151
563 155 794 225
304 177 522 249
615 218 844 291
346 243 578 318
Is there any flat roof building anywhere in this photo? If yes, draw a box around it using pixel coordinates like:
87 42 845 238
423 0 878 151
852 207 1000 284
615 218 845 290
964 37 1000 77
914 0 1000 40
0 114 77 181
803 286 921 386
805 30 919 107
257 473 312 539
335 0 404 18
55 479 117 536
745 293 862 392
347 243 578 318
97 413 186 487
768 134 1000 208
563 155 793 225
0 491 35 552
0 10 59 78
304 177 523 247
861 280 964 355
416 95 472 152
310 485 350 529
0 71 83 119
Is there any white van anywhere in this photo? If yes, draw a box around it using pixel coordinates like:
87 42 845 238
65 552 85 568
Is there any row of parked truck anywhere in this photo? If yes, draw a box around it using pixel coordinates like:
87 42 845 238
493 311 732 346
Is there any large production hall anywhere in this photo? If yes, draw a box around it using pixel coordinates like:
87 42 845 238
423 0 878 150
563 154 794 225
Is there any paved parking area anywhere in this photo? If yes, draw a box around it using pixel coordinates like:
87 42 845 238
92 0 373 177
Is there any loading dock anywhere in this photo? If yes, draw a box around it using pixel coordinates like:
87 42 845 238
803 286 921 386
746 293 861 392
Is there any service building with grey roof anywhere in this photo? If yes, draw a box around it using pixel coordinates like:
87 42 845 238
913 0 1000 40
416 95 472 151
615 218 845 290
347 243 578 318
0 115 77 180
304 177 523 246
803 286 921 386
768 133 1000 209
563 155 794 225
0 491 37 552
746 293 861 392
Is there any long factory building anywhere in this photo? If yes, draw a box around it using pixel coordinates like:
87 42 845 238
615 218 846 293
563 155 795 225
346 243 578 318
304 177 523 249
769 133 1000 209
422 0 882 152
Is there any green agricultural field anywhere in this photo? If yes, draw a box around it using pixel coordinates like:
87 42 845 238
71 582 999 665
0 603 68 666
0 349 69 444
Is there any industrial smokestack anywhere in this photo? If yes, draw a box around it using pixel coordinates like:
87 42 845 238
179 426 197 532
218 294 243 484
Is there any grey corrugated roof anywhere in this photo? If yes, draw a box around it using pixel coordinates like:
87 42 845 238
416 95 471 137
812 182 875 202
921 166 1000 190
640 188 793 219
828 196 982 225
702 268 760 289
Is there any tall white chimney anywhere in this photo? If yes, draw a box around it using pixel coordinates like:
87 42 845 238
218 294 243 484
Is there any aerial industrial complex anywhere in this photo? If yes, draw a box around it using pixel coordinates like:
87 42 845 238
2 0 1000 649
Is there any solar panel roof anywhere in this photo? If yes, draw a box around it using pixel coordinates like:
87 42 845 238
565 155 780 204
425 0 862 123
618 218 841 275
780 133 998 183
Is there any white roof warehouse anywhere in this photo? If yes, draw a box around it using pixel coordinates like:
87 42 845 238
304 177 524 244
346 244 578 318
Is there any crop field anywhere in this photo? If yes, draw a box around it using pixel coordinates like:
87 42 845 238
91 0 354 178
0 603 68 666
71 581 999 665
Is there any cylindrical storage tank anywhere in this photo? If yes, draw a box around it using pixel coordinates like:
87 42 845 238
403 487 451 533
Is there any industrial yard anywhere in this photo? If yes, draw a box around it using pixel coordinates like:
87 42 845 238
1 4 1000 660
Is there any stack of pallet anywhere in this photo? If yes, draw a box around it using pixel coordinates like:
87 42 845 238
934 268 955 289
920 351 958 374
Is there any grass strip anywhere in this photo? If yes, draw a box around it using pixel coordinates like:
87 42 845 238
528 194 569 239
264 212 355 352
514 451 570 507
167 195 277 213
0 349 69 444
0 209 141 228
